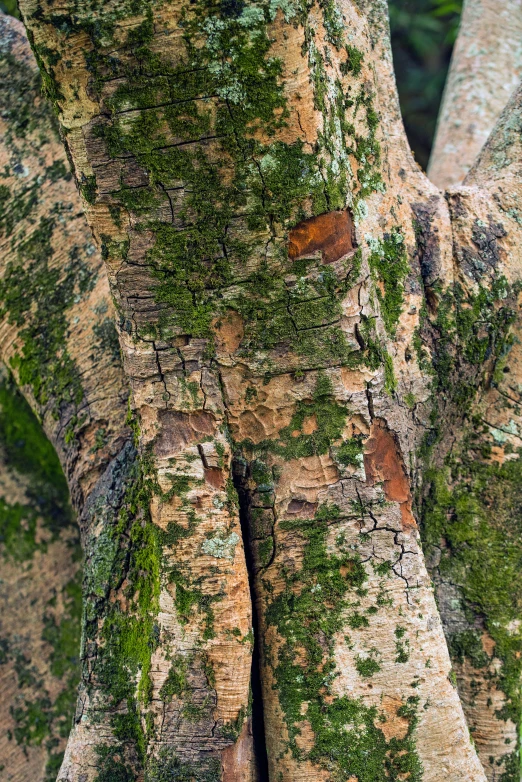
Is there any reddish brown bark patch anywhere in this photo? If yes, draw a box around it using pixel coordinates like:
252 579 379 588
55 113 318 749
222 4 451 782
288 210 355 264
204 466 225 489
214 309 244 355
364 420 416 529
376 696 410 741
154 410 215 456
221 719 256 782
285 499 318 518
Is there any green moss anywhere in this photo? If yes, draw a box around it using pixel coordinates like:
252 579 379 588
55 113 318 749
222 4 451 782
94 745 135 782
50 0 385 373
0 375 74 559
422 455 522 727
348 612 369 629
383 350 397 394
145 750 221 782
367 229 409 336
264 503 422 778
159 657 188 702
420 276 518 406
355 655 381 677
341 45 364 77
404 392 416 409
78 453 167 777
241 373 349 459
0 214 92 417
416 272 522 770
335 435 364 467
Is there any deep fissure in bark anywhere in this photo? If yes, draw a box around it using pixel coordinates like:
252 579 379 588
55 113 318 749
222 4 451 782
233 457 270 780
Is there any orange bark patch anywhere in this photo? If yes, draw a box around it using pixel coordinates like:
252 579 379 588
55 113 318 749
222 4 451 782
214 309 244 355
288 210 355 264
364 420 416 529
481 632 496 657
204 467 225 490
221 720 255 782
377 696 410 742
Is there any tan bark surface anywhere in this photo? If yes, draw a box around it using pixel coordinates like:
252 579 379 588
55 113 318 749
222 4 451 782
428 0 522 189
0 14 135 782
13 0 493 778
3 0 522 778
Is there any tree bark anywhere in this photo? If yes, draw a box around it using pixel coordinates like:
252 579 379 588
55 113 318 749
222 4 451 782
0 14 148 782
428 0 522 189
0 368 82 782
3 0 522 779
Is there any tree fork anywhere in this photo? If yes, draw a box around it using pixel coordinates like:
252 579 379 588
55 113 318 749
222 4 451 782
5 0 522 779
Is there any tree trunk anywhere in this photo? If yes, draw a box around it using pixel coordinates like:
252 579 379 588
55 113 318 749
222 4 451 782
2 0 522 779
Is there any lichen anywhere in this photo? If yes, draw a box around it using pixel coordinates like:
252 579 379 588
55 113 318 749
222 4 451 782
417 271 522 773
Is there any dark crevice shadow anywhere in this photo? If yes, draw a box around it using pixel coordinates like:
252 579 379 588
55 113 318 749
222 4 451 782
232 458 270 781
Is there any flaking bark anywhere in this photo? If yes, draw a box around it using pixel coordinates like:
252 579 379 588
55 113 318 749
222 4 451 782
13 0 491 778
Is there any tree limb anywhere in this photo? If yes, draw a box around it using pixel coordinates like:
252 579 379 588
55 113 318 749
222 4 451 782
428 0 522 189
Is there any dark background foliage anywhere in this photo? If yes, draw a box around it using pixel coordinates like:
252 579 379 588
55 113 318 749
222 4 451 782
0 0 462 168
389 0 462 169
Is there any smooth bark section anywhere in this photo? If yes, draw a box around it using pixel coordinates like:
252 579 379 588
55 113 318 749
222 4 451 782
428 0 522 189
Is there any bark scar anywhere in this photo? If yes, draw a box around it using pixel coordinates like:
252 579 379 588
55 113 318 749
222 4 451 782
287 209 355 264
363 419 416 530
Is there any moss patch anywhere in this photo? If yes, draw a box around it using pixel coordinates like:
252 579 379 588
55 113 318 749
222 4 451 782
264 503 422 778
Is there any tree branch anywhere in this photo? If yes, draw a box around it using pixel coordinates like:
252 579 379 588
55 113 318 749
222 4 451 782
428 0 522 189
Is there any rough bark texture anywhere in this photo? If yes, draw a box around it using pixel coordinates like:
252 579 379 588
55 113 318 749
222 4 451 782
3 8 256 782
3 0 522 779
12 0 495 778
428 0 522 189
0 14 141 782
421 86 522 780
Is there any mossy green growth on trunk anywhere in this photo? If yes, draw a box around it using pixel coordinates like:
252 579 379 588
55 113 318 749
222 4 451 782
0 48 93 424
367 228 409 336
0 376 81 780
264 503 422 779
417 272 522 777
35 0 387 374
421 450 522 777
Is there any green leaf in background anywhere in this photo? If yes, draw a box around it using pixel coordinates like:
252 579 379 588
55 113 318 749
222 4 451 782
0 0 20 19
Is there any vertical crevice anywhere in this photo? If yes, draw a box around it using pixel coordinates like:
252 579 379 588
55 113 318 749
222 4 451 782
232 457 270 781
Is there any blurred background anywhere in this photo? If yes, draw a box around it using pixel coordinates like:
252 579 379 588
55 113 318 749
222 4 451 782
0 0 463 169
389 0 462 169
